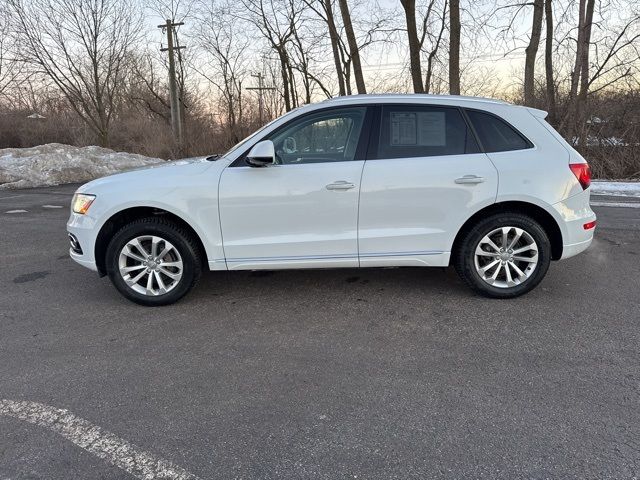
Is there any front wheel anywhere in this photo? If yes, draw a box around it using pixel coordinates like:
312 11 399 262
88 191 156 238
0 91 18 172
105 217 202 306
453 213 551 298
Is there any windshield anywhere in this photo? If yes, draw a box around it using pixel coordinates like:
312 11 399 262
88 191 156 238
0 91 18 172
221 108 304 158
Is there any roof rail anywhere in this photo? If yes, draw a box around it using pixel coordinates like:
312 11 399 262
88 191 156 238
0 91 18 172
321 93 509 105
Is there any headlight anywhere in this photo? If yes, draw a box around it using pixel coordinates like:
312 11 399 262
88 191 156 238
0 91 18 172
72 193 96 214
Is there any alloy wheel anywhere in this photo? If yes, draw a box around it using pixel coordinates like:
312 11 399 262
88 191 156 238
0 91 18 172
118 235 183 296
473 226 539 288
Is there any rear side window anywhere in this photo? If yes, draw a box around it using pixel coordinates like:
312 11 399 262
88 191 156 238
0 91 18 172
466 110 532 152
376 105 479 159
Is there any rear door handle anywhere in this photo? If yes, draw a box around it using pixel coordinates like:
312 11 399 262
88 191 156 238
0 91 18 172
455 175 485 185
326 181 355 191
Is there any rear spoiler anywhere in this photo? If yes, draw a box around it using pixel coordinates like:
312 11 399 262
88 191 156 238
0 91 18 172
526 107 549 119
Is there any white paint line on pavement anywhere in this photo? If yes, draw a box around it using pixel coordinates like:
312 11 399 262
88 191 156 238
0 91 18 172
0 194 26 201
42 204 64 209
591 201 640 209
5 209 28 214
0 399 202 480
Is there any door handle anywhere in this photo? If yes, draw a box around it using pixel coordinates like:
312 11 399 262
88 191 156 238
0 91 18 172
326 181 355 191
455 175 485 185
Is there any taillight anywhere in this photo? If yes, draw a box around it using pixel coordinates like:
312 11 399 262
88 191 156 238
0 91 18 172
583 220 596 230
569 163 591 190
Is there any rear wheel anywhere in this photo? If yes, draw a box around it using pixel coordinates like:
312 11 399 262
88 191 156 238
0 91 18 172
453 213 551 298
105 217 202 306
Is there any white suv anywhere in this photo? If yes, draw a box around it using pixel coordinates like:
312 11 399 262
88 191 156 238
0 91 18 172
67 94 596 306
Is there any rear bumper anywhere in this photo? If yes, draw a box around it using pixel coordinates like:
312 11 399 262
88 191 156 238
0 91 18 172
551 189 596 260
561 238 593 259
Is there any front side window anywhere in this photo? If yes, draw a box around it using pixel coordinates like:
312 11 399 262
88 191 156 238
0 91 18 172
376 105 479 159
268 107 366 164
466 110 532 152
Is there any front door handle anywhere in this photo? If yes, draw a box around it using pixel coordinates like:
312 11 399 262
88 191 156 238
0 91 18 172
326 181 355 191
455 175 485 185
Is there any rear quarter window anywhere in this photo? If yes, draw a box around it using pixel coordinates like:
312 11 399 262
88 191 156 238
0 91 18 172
466 109 533 153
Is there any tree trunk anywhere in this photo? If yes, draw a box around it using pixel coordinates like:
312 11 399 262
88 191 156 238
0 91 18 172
324 0 346 96
424 0 447 93
566 0 594 142
448 0 460 95
278 48 292 111
575 0 595 140
337 0 366 94
544 0 555 124
524 0 544 105
400 0 424 93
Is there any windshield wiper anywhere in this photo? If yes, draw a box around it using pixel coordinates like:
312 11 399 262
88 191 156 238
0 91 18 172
206 154 222 161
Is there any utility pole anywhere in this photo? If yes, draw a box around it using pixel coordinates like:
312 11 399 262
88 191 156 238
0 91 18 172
246 73 276 125
158 20 186 146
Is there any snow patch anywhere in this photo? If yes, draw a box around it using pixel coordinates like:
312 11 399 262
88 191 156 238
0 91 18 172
591 181 640 197
0 143 164 190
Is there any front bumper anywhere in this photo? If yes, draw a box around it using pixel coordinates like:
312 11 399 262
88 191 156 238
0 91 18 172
67 211 99 272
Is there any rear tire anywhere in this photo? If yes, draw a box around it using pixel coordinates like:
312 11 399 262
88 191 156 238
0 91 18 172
453 213 551 299
105 217 202 306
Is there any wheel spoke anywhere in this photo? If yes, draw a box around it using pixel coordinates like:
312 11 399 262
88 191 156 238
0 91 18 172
480 259 500 275
489 262 502 283
120 264 145 274
509 260 526 278
160 261 182 268
501 227 510 249
512 243 537 255
151 236 161 258
504 261 515 286
126 268 147 286
146 270 155 295
507 228 523 250
512 254 537 263
481 237 501 253
158 267 180 280
153 271 167 294
123 247 145 262
475 244 499 257
132 238 149 257
157 245 172 260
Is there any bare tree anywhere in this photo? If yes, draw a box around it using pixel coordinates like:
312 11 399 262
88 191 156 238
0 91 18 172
400 0 447 94
129 53 172 122
424 0 447 93
523 0 544 105
0 3 28 104
448 0 460 94
564 0 595 140
303 0 347 95
400 0 424 93
544 0 555 122
7 0 142 146
194 2 251 142
337 0 367 93
239 0 303 111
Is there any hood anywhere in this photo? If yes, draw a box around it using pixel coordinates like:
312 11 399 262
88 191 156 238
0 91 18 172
76 157 225 194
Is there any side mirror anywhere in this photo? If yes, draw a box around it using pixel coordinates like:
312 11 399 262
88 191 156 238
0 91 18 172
246 140 275 167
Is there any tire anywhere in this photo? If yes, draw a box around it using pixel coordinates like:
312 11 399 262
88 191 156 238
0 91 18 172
453 213 551 299
105 217 202 306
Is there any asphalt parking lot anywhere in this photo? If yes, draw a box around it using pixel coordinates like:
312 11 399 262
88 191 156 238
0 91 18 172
1 184 639 479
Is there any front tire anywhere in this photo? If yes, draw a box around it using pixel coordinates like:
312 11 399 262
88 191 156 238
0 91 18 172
105 217 202 306
453 213 551 298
